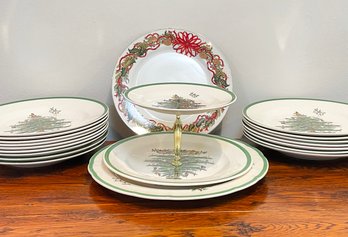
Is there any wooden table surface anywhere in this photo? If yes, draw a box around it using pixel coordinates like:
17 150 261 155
1 139 347 237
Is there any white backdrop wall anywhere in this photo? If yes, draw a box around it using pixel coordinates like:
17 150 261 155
1 0 347 140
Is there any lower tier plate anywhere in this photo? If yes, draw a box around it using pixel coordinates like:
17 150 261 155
103 133 253 187
88 140 268 201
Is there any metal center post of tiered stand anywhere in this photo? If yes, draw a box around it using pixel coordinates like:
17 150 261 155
172 114 182 167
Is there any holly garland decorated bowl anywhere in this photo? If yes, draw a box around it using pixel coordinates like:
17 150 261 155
112 28 233 134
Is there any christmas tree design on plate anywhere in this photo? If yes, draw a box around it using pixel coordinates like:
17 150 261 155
7 107 71 134
145 148 214 179
278 108 341 133
154 94 205 110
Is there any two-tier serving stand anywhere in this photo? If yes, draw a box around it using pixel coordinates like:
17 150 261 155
124 82 236 171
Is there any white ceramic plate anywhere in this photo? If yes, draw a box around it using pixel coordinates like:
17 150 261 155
104 132 252 187
0 120 108 150
0 115 108 146
112 28 233 134
0 132 107 161
0 124 108 155
0 136 106 168
124 82 236 115
243 98 348 136
89 140 268 200
243 123 348 150
244 131 348 160
242 118 348 143
0 97 108 138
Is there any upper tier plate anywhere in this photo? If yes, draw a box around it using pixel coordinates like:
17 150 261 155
112 28 233 134
124 83 236 115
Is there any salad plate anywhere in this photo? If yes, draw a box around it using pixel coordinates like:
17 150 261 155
124 82 236 115
89 140 268 201
112 28 233 134
243 98 348 137
0 97 108 138
103 132 252 187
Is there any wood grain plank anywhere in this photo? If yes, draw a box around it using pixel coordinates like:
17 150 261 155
0 141 347 236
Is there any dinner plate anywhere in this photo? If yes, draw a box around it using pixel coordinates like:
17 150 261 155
0 132 107 161
112 28 233 134
244 131 348 160
124 82 236 115
103 132 252 187
0 136 106 168
0 124 108 155
0 97 108 138
244 130 348 155
89 140 268 200
243 123 348 150
0 115 108 146
242 118 348 142
0 134 107 166
243 98 348 136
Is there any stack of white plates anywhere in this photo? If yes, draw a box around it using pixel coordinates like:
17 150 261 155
0 97 109 168
88 132 268 200
242 98 348 160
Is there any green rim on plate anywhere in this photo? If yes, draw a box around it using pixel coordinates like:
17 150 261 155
0 96 108 138
103 132 251 187
88 139 268 200
243 98 348 137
